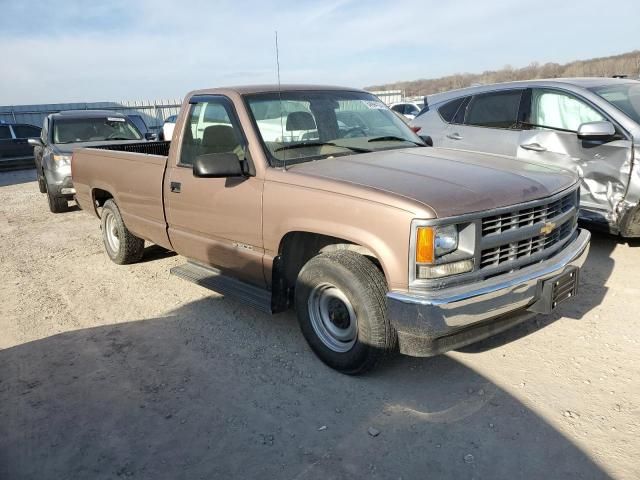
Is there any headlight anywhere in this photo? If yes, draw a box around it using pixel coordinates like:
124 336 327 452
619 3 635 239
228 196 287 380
415 225 458 263
415 224 473 279
434 225 458 257
52 154 72 166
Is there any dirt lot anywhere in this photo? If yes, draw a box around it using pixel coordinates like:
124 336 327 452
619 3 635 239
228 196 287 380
0 169 638 479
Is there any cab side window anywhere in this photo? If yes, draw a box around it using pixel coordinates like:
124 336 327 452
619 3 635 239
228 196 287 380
179 97 245 167
0 126 11 140
438 97 468 124
531 89 605 132
465 90 523 129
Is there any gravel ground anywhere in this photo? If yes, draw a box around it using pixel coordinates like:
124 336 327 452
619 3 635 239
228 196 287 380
0 169 638 479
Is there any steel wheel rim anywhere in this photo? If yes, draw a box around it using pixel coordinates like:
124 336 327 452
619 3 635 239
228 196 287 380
308 283 357 353
104 211 120 253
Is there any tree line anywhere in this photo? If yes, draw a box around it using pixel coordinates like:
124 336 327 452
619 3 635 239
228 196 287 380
366 50 640 97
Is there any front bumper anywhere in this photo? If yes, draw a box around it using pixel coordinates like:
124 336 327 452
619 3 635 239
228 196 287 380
387 228 591 357
44 165 75 197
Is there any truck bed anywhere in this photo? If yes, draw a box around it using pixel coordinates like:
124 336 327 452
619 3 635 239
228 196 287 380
72 141 172 249
90 140 171 156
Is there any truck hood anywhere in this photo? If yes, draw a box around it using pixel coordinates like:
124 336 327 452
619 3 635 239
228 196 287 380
52 139 144 155
289 147 578 218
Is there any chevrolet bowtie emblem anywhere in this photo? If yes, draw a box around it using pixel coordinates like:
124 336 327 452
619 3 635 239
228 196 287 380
540 222 557 235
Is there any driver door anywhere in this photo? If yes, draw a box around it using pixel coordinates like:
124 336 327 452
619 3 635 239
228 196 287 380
164 95 265 286
517 88 633 220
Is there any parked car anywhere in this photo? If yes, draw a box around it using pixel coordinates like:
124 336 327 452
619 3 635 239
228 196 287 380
127 114 157 140
72 85 590 374
390 101 424 120
158 114 177 140
30 110 149 213
411 78 640 237
0 121 41 163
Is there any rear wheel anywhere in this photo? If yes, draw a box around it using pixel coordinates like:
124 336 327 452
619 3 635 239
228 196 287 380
295 250 397 374
101 199 144 264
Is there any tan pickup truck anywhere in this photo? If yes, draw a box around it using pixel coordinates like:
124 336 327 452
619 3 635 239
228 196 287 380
72 85 591 374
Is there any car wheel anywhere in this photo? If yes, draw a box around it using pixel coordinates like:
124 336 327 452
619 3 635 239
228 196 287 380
46 185 68 213
101 199 144 265
37 170 46 193
295 250 397 374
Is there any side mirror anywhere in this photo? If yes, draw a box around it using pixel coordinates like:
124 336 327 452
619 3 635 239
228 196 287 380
577 121 615 140
419 135 433 147
145 132 158 141
193 152 245 178
28 137 43 147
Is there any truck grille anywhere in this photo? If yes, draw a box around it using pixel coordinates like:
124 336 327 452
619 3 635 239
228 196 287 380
482 193 575 236
479 190 578 271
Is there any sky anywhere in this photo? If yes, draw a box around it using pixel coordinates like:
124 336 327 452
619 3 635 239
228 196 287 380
0 0 638 105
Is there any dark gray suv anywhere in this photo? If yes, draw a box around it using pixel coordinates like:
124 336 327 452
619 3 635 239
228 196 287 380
30 110 148 213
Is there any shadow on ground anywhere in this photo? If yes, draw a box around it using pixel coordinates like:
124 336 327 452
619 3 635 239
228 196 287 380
460 229 619 353
0 168 35 187
0 294 611 479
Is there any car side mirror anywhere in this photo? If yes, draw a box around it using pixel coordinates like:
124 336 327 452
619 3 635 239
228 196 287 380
28 137 43 147
193 152 245 178
419 135 433 147
577 121 615 140
145 132 158 141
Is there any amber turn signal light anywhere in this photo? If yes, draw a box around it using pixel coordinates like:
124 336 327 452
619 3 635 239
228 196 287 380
416 227 435 264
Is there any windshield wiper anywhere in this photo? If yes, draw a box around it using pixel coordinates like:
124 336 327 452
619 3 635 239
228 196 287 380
107 137 135 141
274 141 371 153
367 136 425 146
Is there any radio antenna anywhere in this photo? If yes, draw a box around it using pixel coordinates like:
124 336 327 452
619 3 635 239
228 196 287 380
275 31 286 168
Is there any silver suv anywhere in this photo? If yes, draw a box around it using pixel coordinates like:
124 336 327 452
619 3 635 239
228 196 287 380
411 78 640 237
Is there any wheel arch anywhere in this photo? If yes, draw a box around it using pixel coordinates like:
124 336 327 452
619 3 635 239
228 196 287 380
91 187 115 218
274 231 391 307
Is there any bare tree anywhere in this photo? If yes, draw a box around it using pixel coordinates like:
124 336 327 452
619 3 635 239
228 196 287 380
366 50 640 96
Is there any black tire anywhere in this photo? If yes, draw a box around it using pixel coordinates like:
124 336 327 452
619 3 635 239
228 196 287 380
295 250 397 374
37 170 46 193
46 186 68 213
101 199 144 264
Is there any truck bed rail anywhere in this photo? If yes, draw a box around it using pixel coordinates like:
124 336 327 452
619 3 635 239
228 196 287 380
91 141 171 156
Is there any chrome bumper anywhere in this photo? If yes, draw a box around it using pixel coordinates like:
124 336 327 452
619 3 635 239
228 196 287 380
387 228 590 356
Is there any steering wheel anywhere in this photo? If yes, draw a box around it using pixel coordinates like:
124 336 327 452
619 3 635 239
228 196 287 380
341 126 368 138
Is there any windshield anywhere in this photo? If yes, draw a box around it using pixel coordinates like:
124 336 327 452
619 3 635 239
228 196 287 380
245 90 423 166
589 83 640 125
53 117 143 144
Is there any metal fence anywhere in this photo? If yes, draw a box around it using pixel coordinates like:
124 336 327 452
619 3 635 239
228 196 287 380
368 90 403 105
0 99 183 131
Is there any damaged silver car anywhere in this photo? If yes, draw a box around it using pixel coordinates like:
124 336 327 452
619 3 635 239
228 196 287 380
411 78 640 237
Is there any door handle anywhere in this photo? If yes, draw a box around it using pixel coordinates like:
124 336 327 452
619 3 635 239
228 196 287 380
170 181 181 193
447 132 463 140
520 143 547 152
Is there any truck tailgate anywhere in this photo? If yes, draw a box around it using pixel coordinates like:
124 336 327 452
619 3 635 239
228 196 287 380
73 144 170 249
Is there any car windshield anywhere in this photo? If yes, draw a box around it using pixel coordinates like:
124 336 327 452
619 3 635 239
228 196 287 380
53 117 143 144
589 83 640 125
245 90 424 166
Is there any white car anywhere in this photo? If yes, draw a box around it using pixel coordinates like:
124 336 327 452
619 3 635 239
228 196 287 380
390 101 424 120
160 115 177 141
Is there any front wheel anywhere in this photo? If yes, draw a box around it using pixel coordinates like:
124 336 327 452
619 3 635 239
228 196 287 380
101 199 144 264
37 170 46 193
46 187 68 213
295 251 397 374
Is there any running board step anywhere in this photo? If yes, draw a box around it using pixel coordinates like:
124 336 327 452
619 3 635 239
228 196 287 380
170 261 272 314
